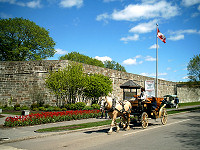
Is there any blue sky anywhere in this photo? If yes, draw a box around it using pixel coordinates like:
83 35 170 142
0 0 200 82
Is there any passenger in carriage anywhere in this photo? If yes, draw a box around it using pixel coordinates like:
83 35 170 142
151 97 157 110
151 97 158 118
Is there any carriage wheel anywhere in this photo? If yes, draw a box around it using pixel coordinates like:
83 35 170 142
141 112 148 129
161 108 168 125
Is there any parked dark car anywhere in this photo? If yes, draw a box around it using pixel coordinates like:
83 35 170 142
163 95 178 108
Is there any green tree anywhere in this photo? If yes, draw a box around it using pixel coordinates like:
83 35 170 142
65 63 86 103
84 73 113 99
187 54 200 82
104 60 126 72
46 63 86 105
46 63 113 105
59 52 104 68
0 17 56 61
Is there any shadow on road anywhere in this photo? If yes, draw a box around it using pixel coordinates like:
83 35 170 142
84 121 161 134
172 110 200 149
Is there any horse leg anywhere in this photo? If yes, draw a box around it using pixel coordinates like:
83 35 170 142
107 112 114 134
108 112 119 134
126 113 131 131
115 116 120 133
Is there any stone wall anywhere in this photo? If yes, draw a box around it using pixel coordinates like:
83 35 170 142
0 60 198 106
177 85 200 103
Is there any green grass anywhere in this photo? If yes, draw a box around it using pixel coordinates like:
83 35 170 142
36 119 114 133
179 101 200 107
167 106 200 114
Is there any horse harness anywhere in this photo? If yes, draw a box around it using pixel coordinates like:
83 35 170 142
106 98 131 114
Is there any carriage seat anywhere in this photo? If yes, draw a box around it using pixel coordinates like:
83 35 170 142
147 97 164 111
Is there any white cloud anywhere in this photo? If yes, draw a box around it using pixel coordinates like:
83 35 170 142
0 0 42 8
182 76 189 79
122 58 137 65
145 56 156 61
182 0 200 7
198 5 200 10
140 72 154 76
120 34 139 43
109 1 179 21
169 29 200 35
123 55 157 66
122 55 144 65
59 0 83 8
159 72 167 76
140 72 167 77
168 29 200 41
129 19 158 34
149 44 159 49
94 56 112 63
27 0 41 8
55 48 68 55
168 34 184 41
167 67 171 71
135 55 142 59
96 13 110 24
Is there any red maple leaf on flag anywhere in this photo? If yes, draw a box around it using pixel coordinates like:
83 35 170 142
157 28 166 43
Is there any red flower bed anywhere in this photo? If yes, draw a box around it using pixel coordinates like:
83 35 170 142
4 110 101 127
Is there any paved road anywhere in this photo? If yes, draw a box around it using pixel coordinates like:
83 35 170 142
1 110 200 150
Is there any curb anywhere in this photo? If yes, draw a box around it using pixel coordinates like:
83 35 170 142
0 125 110 144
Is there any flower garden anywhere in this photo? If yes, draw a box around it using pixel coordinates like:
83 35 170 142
4 110 101 127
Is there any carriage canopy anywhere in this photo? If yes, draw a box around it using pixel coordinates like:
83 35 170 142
120 80 141 100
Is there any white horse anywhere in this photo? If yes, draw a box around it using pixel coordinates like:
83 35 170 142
100 96 132 134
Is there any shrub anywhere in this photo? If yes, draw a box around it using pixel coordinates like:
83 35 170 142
31 103 38 110
39 107 46 111
44 104 51 108
62 108 67 111
15 107 21 111
82 106 93 110
32 108 39 111
46 106 54 111
3 106 14 111
91 104 100 110
75 102 86 110
68 104 76 110
63 104 70 110
54 107 61 111
21 105 30 110
14 103 20 110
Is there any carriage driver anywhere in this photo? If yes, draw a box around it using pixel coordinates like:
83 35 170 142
140 87 148 101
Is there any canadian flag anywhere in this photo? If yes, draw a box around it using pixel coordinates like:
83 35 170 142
157 28 166 43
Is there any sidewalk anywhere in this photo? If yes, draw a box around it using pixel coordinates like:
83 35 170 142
0 114 108 144
0 105 200 144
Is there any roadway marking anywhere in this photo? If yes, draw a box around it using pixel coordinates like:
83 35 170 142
123 119 191 136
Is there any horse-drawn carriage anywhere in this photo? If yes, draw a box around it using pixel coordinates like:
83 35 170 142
100 95 168 134
100 79 168 134
129 96 168 129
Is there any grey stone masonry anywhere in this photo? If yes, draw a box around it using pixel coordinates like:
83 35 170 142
0 60 199 106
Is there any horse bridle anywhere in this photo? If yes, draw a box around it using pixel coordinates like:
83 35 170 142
100 99 107 110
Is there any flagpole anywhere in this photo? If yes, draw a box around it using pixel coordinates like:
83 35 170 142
156 23 158 98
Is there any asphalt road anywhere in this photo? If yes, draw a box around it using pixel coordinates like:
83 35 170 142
1 110 200 150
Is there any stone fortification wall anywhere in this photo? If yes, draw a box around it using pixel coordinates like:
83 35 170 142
0 60 189 106
177 85 200 103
